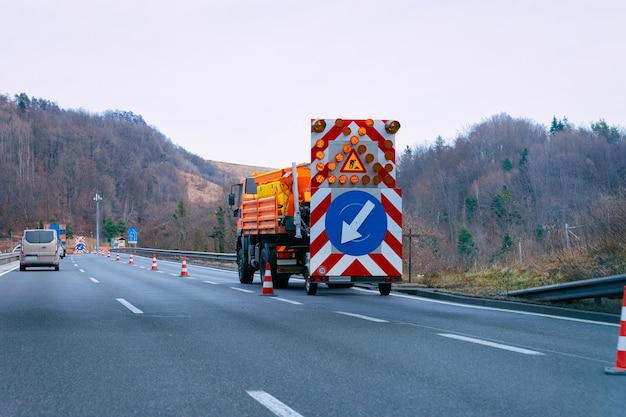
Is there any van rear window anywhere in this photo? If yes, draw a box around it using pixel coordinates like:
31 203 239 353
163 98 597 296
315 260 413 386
24 230 56 244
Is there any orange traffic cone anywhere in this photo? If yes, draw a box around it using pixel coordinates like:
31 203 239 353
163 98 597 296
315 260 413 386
151 254 158 270
605 286 626 375
116 252 120 261
180 256 189 277
261 262 275 296
129 252 134 265
107 250 111 259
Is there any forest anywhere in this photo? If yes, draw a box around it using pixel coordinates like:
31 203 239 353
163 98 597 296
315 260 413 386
1 93 625 285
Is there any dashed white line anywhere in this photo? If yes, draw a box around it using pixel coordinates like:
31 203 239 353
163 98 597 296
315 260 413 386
247 390 304 417
89 277 99 283
272 297 303 305
116 298 144 314
203 280 220 285
335 311 388 323
231 287 254 294
79 269 85 273
439 333 545 355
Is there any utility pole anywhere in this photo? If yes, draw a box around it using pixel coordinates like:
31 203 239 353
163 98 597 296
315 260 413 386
94 193 102 252
403 229 419 283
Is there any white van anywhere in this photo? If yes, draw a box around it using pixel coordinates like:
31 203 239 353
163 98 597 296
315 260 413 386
19 229 60 271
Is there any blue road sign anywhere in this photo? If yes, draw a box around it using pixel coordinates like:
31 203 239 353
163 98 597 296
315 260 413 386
325 190 387 256
128 228 138 244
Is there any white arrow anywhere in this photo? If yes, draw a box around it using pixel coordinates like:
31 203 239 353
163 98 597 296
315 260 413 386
341 200 375 244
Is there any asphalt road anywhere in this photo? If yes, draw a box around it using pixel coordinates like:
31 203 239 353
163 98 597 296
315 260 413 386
0 253 624 417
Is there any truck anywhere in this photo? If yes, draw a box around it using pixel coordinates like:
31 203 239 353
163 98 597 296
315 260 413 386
229 118 403 295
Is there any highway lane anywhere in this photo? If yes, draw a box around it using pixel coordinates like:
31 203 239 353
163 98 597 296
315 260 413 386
0 253 624 416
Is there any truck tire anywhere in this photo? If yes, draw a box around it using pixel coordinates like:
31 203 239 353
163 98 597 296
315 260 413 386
275 273 290 289
305 281 318 295
238 249 254 284
378 283 392 296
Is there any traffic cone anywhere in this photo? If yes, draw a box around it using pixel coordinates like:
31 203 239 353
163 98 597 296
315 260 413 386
180 256 189 277
107 250 111 259
129 252 134 265
605 286 626 375
116 252 120 261
261 262 275 296
151 254 158 270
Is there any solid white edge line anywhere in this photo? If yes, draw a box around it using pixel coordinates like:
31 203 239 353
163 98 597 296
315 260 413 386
439 333 544 355
335 311 388 323
388 290 619 327
247 390 305 417
116 298 144 314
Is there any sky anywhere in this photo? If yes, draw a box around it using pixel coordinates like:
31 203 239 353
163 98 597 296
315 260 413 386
2 0 625 168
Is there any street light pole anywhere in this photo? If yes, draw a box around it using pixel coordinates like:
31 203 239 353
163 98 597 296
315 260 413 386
94 193 102 252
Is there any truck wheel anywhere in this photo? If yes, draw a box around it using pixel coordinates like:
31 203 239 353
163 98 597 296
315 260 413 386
378 283 392 296
275 274 290 289
305 281 318 295
238 249 254 284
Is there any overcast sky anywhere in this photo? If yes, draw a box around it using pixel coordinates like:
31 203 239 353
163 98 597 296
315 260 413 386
2 0 624 168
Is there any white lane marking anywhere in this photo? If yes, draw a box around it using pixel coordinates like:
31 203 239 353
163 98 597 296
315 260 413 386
203 280 220 285
335 311 388 323
231 287 254 294
439 333 545 355
272 297 303 305
89 277 99 283
79 269 85 273
116 298 144 314
387 291 619 327
247 390 304 417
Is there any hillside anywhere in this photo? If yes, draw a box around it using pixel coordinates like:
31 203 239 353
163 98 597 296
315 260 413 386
0 93 268 252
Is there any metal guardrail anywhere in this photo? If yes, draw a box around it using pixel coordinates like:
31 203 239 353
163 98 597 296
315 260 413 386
115 247 236 264
506 273 626 301
0 253 19 265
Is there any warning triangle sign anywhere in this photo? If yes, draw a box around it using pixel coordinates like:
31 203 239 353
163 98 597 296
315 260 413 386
340 150 366 173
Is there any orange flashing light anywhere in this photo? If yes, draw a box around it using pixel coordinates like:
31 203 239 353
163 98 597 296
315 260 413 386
365 119 375 127
350 175 359 184
312 119 326 133
315 174 325 184
328 175 337 184
350 136 359 145
315 150 325 160
327 161 336 171
335 153 344 162
385 120 401 134
362 175 371 185
342 127 351 136
334 118 344 127
358 126 367 136
339 175 348 184
342 144 351 153
316 162 325 172
316 139 325 148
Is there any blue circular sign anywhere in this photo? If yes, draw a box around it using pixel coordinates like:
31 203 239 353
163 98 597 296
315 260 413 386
325 191 387 256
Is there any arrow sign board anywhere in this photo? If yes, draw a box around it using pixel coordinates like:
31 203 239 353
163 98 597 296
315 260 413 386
326 190 387 256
